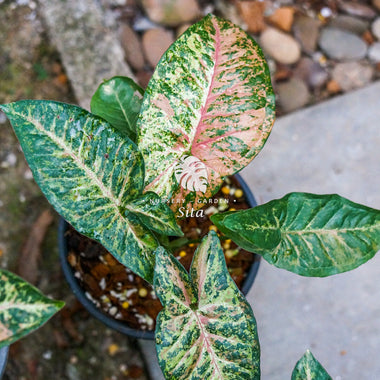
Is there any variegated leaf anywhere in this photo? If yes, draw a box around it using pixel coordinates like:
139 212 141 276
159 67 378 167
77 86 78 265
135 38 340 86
138 14 275 214
154 232 260 380
0 100 177 283
91 76 144 142
292 350 332 380
211 193 380 277
0 269 64 348
127 192 183 236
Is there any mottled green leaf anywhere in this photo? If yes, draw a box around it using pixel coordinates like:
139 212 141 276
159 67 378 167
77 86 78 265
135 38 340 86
127 192 183 236
154 232 260 380
211 193 380 277
91 76 144 142
292 350 332 380
0 269 64 348
138 14 275 214
0 100 165 283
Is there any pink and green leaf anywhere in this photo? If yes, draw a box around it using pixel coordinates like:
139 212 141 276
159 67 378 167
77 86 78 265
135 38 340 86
154 232 260 379
0 270 64 348
138 14 275 215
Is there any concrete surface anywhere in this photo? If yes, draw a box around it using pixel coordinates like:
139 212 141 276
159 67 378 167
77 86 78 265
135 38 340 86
241 81 380 379
39 0 135 110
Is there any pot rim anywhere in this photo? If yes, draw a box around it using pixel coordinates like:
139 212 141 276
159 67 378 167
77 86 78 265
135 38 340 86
58 173 260 340
0 345 9 379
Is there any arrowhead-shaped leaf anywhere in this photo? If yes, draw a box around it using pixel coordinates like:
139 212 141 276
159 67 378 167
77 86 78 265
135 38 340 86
0 270 64 348
127 192 183 236
292 350 332 380
138 14 275 213
91 76 144 142
211 193 380 277
154 232 260 380
1 100 180 283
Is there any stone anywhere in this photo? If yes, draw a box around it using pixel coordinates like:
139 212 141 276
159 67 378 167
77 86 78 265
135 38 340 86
236 0 266 34
332 62 374 92
38 0 135 110
373 0 380 12
338 1 377 20
141 0 201 27
294 57 328 89
119 23 145 71
371 17 380 40
142 27 174 68
276 78 310 113
326 79 341 94
293 14 320 53
329 15 369 36
176 23 191 37
319 27 367 61
214 0 244 29
368 42 380 62
267 6 295 32
260 27 301 65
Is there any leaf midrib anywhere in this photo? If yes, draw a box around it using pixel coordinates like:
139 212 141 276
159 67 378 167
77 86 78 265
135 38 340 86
18 112 147 248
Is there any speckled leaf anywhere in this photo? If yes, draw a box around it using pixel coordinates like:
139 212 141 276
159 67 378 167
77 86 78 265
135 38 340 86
292 350 332 380
211 193 380 277
0 100 160 283
91 76 144 142
0 269 64 348
138 14 275 214
154 232 260 379
127 192 183 236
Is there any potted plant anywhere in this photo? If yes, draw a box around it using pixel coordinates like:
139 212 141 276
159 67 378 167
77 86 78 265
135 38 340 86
1 14 379 379
58 172 260 339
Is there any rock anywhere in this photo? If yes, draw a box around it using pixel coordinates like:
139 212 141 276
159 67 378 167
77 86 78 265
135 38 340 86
176 23 191 37
329 15 369 35
294 57 328 90
141 0 201 27
368 42 380 62
338 2 377 20
267 6 295 32
276 78 310 113
119 23 145 71
293 14 320 53
319 27 367 61
136 69 153 89
326 79 341 94
372 17 380 40
214 0 244 29
236 0 266 34
260 27 301 65
142 27 174 68
332 62 374 92
373 0 380 12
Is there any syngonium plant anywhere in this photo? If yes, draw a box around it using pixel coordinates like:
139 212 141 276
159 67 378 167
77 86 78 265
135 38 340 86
1 14 379 379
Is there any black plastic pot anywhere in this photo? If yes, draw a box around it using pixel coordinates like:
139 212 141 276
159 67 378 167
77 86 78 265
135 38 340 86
0 346 9 379
58 174 260 340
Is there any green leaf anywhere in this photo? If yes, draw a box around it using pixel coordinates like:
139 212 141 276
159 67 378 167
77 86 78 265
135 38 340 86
137 14 275 214
292 350 332 380
91 76 144 142
127 192 183 236
0 100 163 283
0 269 64 348
211 193 380 277
154 232 260 380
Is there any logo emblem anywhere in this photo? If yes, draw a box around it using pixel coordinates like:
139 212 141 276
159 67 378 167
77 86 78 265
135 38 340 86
174 156 208 193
